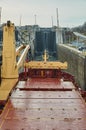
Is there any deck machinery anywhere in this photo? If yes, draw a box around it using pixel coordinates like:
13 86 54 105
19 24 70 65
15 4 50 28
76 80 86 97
0 21 86 130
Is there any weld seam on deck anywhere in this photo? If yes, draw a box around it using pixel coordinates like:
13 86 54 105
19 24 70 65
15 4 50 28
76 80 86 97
10 97 81 99
19 88 73 91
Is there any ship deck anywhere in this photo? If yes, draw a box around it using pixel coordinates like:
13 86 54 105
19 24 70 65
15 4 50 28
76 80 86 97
0 78 86 130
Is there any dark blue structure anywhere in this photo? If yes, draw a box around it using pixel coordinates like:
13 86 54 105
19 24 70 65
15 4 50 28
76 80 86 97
34 28 57 60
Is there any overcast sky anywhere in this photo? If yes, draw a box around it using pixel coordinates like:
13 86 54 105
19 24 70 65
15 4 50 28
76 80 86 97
0 0 86 27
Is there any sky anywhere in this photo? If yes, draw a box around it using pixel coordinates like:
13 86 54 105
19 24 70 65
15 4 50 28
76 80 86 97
0 0 86 27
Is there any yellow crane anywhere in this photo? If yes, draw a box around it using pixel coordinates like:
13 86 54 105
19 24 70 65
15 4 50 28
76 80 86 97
0 21 30 101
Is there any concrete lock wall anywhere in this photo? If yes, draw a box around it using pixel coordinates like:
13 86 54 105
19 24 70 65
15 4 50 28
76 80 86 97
57 44 86 90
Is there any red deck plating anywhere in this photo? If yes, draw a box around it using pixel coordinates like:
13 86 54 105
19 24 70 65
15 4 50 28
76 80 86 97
0 78 86 130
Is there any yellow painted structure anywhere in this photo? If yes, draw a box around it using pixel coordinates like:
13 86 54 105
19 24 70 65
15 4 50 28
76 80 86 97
0 21 18 101
42 50 49 62
25 61 67 69
25 49 67 69
1 21 18 78
0 79 18 100
0 21 30 101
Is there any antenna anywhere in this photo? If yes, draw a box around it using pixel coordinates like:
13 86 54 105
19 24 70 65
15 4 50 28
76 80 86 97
56 8 59 28
0 7 2 25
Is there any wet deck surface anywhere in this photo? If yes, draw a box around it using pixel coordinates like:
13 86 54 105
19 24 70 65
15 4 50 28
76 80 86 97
0 78 86 130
